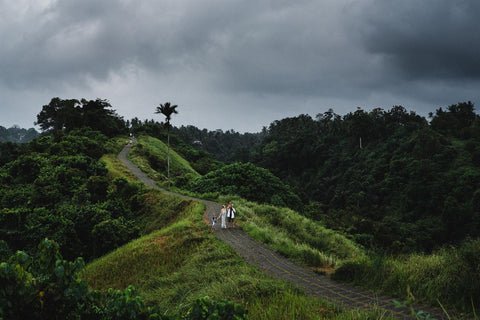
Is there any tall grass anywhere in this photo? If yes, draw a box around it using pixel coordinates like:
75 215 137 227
128 135 200 187
247 290 394 320
218 196 364 269
333 239 480 315
100 153 139 182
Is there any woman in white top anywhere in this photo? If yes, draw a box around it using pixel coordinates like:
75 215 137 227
220 205 227 229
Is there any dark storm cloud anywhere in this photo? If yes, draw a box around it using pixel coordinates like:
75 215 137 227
351 0 480 81
202 1 384 98
0 0 479 131
0 0 191 89
1 0 373 97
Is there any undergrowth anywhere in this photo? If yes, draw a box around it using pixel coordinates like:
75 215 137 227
217 196 364 268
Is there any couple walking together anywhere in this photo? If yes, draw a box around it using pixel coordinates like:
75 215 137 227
216 202 236 229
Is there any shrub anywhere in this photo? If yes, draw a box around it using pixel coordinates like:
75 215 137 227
185 296 247 320
189 162 302 210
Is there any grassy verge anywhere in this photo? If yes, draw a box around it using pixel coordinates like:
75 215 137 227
332 240 480 316
217 196 365 269
100 153 138 182
128 135 200 188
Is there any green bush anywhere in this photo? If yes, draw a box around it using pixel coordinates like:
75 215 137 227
185 296 247 320
91 217 139 257
189 162 302 210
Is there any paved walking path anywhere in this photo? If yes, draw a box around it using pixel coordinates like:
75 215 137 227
118 143 450 320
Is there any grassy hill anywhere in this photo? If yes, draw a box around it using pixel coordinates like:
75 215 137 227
80 134 478 319
81 137 394 319
128 135 201 188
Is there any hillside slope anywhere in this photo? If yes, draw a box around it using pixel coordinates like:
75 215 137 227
103 142 450 319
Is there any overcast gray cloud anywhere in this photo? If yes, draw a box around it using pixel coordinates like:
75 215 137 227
0 0 479 132
352 0 480 79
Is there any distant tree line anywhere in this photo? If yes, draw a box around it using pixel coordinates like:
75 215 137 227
0 126 39 143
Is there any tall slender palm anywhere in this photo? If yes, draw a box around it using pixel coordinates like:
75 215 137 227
155 102 178 187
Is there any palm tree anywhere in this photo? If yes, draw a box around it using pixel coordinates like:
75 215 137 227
155 102 178 187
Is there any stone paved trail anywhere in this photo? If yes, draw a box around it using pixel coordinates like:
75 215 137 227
118 143 450 320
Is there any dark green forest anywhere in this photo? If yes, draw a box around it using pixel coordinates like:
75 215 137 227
1 97 480 318
0 110 135 262
170 102 480 253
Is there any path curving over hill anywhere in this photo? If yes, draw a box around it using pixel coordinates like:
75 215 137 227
118 143 448 320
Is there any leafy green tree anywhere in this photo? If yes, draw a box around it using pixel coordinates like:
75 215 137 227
35 98 82 132
35 98 127 137
430 101 478 138
189 162 302 209
155 102 179 187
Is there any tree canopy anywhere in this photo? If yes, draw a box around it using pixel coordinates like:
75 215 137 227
35 98 127 137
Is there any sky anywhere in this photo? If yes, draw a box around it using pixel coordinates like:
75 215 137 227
1 0 479 133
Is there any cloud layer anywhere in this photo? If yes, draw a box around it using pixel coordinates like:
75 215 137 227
1 0 479 132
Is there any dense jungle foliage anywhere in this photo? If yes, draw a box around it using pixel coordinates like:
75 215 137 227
0 128 144 262
0 98 249 319
188 162 302 209
173 102 480 253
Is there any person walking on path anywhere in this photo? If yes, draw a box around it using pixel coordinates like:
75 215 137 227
211 212 218 229
220 205 227 229
227 202 236 228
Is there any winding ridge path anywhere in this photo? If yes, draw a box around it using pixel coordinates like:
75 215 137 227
118 143 449 320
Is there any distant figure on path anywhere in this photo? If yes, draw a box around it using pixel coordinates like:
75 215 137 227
227 202 236 228
212 212 218 229
220 205 227 229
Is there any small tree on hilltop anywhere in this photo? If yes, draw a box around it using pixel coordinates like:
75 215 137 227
155 102 178 187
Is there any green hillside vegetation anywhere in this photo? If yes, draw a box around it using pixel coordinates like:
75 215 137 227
2 98 479 318
128 135 201 188
189 163 303 209
130 119 223 175
0 130 184 262
123 132 478 315
81 180 386 320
